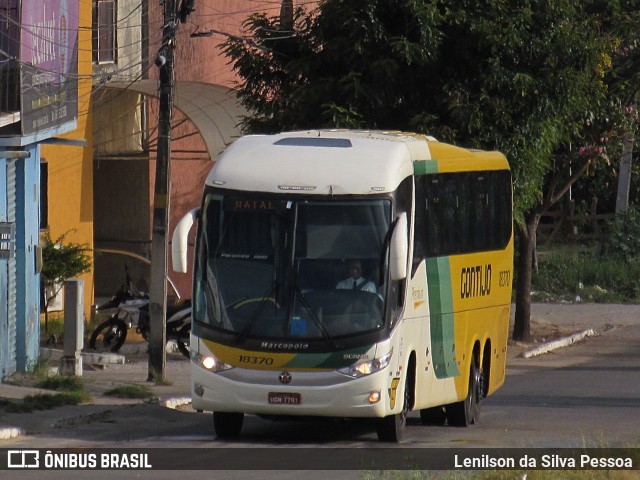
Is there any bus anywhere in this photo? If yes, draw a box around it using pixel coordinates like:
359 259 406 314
171 130 513 442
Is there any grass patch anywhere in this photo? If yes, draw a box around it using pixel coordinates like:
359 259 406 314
3 392 90 413
473 471 638 480
105 384 154 399
40 312 66 346
0 374 92 414
532 246 640 303
26 352 53 378
36 375 85 392
148 367 172 386
360 470 640 480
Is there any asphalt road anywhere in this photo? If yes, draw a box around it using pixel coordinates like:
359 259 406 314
3 304 640 479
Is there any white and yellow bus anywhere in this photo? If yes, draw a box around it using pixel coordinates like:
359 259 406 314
172 130 513 442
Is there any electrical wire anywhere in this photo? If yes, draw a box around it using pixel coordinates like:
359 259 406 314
1 0 319 132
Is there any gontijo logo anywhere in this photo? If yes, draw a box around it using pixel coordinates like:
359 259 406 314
460 264 492 298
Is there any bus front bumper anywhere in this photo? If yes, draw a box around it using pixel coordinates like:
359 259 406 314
190 364 390 418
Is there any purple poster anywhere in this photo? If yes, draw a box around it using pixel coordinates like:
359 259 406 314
20 0 79 135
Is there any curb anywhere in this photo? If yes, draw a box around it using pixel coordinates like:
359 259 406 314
0 426 23 440
521 329 597 358
51 409 114 429
0 398 192 439
163 396 192 409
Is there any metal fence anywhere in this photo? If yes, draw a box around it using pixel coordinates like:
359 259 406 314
538 198 615 245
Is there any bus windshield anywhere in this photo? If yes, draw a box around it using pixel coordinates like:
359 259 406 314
194 193 392 343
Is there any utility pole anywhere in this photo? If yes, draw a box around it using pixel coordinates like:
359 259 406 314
616 99 637 215
148 0 196 382
148 0 178 382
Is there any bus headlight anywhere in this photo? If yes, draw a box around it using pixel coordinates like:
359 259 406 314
338 349 393 378
191 350 233 372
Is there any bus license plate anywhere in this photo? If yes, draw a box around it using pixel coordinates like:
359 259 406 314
268 392 301 405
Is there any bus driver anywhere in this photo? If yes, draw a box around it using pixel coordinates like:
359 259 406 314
336 260 377 293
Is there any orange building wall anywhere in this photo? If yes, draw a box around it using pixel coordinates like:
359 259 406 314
41 0 95 319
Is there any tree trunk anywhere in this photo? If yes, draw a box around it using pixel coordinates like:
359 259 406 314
43 289 50 333
512 212 540 341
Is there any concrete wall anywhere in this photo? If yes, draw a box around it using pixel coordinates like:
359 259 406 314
15 146 41 371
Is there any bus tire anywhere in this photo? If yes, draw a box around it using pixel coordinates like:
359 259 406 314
376 377 410 442
447 358 481 427
213 412 244 439
420 406 447 425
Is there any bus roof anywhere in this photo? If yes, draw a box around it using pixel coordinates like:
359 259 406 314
206 130 509 195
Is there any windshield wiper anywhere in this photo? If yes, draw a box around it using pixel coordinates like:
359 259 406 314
294 287 340 351
235 282 278 344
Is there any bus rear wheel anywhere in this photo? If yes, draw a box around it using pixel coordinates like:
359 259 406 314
213 412 244 439
447 359 481 427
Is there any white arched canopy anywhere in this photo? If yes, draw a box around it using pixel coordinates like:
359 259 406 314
106 80 247 157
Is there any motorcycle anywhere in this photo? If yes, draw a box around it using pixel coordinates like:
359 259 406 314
89 267 191 358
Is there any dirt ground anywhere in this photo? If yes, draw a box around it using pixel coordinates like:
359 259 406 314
507 315 573 358
507 302 640 358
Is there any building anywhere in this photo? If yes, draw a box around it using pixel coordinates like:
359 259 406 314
0 1 316 380
92 1 312 299
0 0 90 379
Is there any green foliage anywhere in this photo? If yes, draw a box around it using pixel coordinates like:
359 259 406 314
224 0 640 337
40 231 91 311
532 247 640 302
41 231 92 286
0 374 91 413
360 468 640 480
473 471 639 480
222 0 442 133
1 392 90 413
601 207 640 262
36 375 85 393
222 0 640 224
26 352 52 378
105 384 154 399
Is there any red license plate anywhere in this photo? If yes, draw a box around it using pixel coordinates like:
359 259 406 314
268 392 301 405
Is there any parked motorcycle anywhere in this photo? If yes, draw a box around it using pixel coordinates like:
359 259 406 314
89 268 191 358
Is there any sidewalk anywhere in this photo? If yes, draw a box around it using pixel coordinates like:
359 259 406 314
0 343 191 440
1 303 638 442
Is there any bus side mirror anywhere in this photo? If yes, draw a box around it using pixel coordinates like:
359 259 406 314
389 212 408 281
171 208 200 273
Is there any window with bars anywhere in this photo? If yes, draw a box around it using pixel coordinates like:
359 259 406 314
0 2 20 113
92 0 116 64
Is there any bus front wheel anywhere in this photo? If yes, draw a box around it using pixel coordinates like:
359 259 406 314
376 378 410 442
213 412 244 439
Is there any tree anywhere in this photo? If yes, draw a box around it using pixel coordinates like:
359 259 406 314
222 0 639 340
40 232 92 333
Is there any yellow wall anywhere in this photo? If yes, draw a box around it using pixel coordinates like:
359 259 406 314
41 0 94 320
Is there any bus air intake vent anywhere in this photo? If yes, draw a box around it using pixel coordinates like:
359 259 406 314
274 138 352 148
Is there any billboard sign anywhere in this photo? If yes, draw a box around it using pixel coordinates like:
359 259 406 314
20 0 79 135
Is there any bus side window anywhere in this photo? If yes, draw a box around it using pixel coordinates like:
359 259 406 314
425 176 442 256
412 176 427 273
389 178 412 320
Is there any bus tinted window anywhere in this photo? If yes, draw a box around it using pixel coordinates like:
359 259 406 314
414 170 512 259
